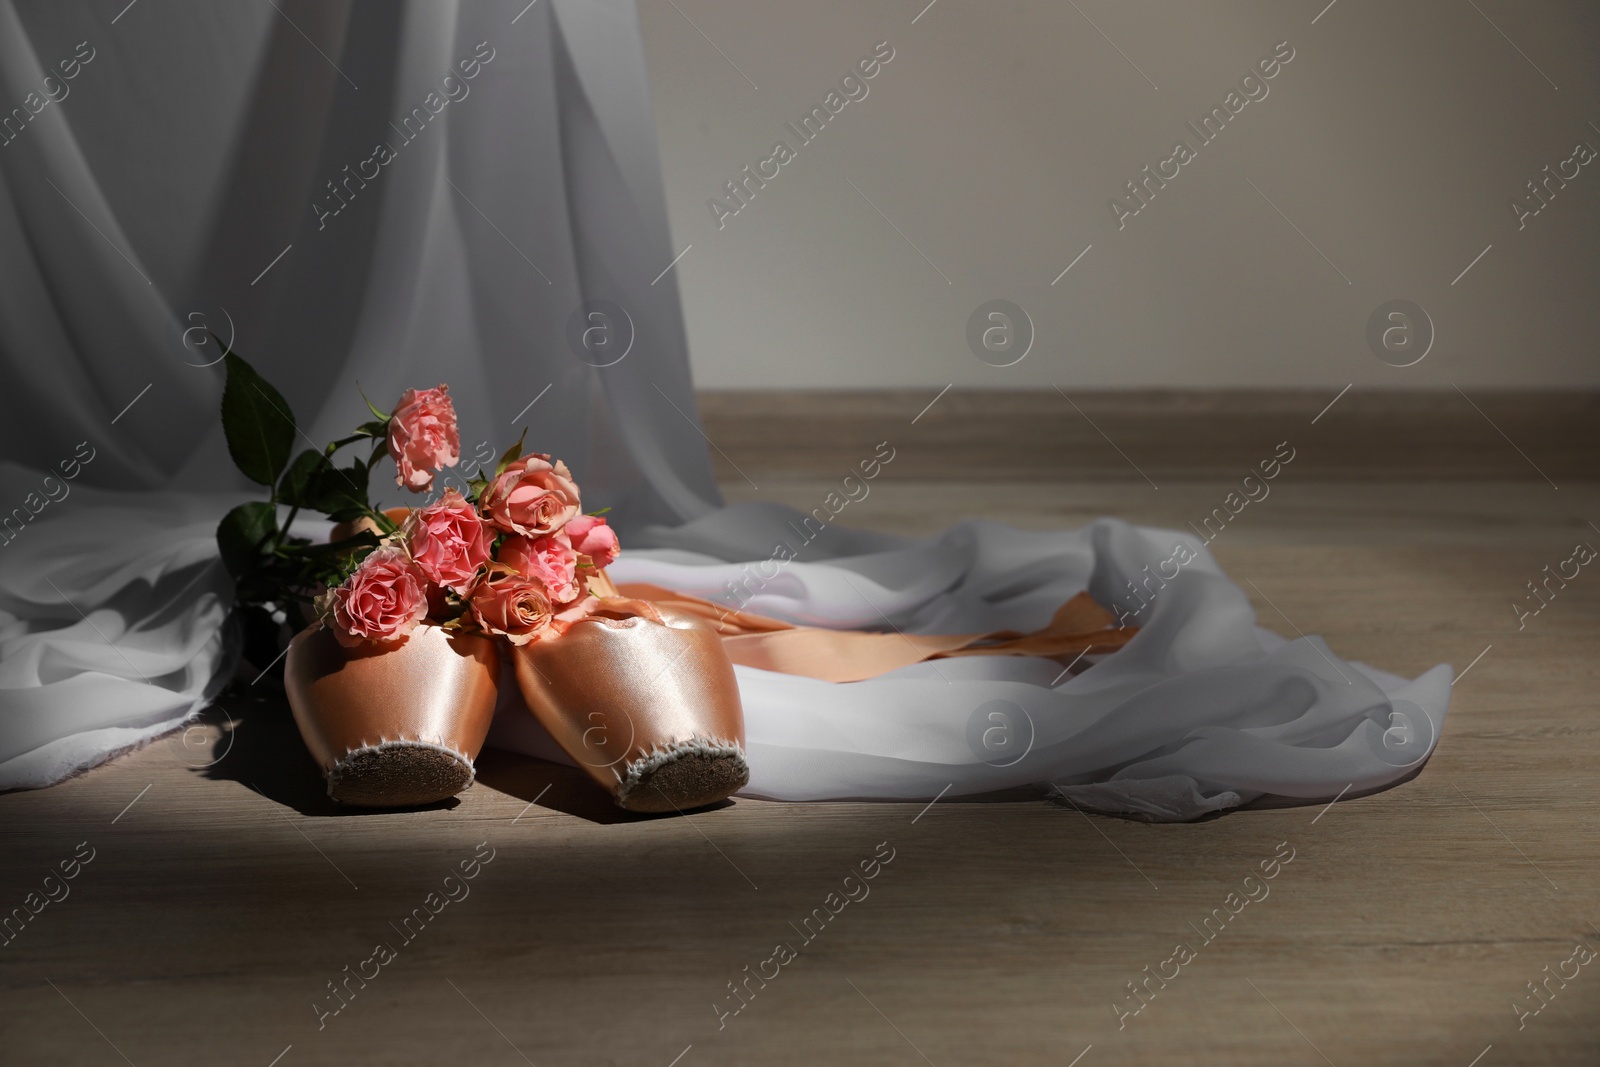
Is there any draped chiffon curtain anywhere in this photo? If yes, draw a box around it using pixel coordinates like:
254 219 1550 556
0 0 718 518
0 0 1452 818
0 0 721 785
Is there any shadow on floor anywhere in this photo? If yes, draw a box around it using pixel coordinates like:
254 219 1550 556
184 683 1415 825
189 685 739 823
195 687 459 817
474 747 735 825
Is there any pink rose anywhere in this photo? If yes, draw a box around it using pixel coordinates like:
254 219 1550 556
404 490 491 594
327 546 428 647
499 531 581 605
387 385 460 493
468 571 554 646
563 514 619 569
479 454 580 537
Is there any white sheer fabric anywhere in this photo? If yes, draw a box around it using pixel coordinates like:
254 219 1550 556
0 1 1450 817
616 506 1448 817
0 471 231 788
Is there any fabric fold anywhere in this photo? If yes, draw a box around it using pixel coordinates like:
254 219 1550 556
0 468 237 789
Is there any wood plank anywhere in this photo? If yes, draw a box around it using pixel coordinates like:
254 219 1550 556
697 389 1599 482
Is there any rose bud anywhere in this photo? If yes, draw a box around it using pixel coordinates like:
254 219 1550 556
563 514 619 569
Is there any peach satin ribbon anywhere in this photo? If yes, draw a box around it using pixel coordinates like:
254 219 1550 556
612 582 1139 684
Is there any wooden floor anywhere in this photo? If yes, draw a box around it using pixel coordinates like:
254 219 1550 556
2 392 1596 1066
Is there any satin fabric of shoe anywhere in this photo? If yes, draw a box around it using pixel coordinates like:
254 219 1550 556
512 601 744 797
284 623 501 772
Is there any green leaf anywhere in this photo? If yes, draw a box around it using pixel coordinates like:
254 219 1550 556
278 449 327 508
358 385 392 423
320 423 388 452
291 531 381 562
313 469 370 521
217 502 278 582
279 449 369 517
493 429 527 479
221 352 296 487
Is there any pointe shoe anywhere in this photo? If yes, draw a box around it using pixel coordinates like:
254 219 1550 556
512 600 749 813
285 623 500 807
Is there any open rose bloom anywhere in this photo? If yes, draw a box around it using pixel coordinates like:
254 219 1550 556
405 490 492 594
326 546 429 648
498 532 581 605
479 454 580 537
466 569 556 646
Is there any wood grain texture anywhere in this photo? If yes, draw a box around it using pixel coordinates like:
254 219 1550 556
1 392 1596 1066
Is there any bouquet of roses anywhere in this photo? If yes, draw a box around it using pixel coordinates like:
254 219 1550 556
215 351 618 665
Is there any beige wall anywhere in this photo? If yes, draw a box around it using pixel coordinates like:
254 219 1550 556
638 0 1600 389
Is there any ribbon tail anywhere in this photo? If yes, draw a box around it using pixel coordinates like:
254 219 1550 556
617 583 1137 683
